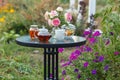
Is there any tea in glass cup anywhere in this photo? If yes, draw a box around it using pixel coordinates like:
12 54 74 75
29 25 38 40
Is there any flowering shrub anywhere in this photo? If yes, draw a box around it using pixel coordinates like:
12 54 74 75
44 7 73 28
60 27 120 79
59 4 120 78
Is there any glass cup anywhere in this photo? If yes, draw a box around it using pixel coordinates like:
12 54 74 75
29 25 39 40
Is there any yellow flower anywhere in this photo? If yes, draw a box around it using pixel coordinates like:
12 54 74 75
9 8 15 13
0 17 5 23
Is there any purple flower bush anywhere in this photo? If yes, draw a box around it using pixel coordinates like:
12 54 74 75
60 27 120 79
59 1 120 79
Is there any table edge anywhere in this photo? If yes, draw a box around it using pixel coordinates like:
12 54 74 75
15 35 86 48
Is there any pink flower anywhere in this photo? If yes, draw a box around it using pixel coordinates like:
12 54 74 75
49 10 58 18
64 12 72 22
52 18 61 27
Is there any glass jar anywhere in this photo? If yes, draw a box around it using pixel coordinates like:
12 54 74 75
61 24 76 36
29 25 39 40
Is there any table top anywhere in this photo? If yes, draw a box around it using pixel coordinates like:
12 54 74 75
16 35 86 48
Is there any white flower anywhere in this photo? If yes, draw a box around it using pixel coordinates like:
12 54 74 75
48 19 52 26
85 28 91 31
44 11 50 20
94 29 103 34
56 7 63 12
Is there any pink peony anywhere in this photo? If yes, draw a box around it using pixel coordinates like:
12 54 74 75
64 12 72 22
49 10 58 18
52 18 61 27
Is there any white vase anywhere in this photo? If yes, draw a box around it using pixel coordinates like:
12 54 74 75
54 29 65 41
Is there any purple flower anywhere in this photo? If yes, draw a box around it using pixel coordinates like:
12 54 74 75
84 31 90 36
83 62 89 68
69 53 78 61
98 56 104 62
104 38 110 45
58 48 64 53
85 46 92 52
74 49 81 56
62 77 64 80
88 37 96 44
105 39 110 45
92 31 101 37
91 69 97 75
104 65 109 71
93 59 99 63
94 52 99 56
50 73 52 78
114 52 119 56
110 32 114 35
61 61 71 67
93 55 104 62
62 70 66 75
80 46 85 52
74 68 79 73
77 74 81 79
83 28 91 36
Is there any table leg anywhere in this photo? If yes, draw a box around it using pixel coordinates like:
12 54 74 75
44 51 46 80
44 48 59 80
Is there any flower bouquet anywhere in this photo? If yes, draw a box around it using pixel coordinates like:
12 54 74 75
44 7 76 36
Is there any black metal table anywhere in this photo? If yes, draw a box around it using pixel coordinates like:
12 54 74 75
16 35 86 80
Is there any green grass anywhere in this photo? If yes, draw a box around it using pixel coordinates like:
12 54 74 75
0 42 44 80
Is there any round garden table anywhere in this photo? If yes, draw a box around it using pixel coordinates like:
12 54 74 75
16 35 86 80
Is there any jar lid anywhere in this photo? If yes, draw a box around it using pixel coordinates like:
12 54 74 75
30 25 38 27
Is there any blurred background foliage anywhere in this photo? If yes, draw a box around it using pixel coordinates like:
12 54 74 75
0 0 120 79
0 0 108 37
